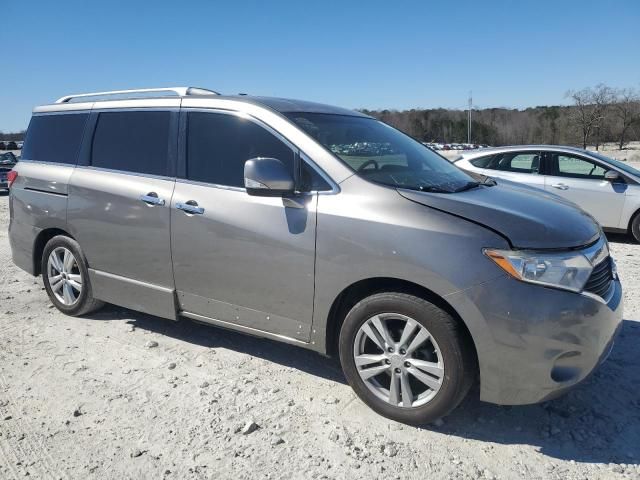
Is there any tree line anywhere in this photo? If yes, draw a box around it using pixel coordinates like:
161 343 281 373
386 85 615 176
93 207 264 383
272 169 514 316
361 84 640 150
0 131 25 141
2 84 639 149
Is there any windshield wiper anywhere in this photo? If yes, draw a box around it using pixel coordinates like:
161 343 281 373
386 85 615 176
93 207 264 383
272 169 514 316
453 181 482 193
417 185 454 193
482 176 497 186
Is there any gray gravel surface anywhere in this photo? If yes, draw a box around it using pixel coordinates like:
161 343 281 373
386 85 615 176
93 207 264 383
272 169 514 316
0 192 639 479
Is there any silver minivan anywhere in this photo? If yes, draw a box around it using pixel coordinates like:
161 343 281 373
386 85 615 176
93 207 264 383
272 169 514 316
8 87 622 424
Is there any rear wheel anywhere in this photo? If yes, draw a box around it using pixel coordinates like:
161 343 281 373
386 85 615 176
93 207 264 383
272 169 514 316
339 292 475 425
42 236 104 316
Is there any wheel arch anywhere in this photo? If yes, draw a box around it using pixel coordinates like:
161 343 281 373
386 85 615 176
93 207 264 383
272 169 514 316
32 228 76 276
627 207 640 238
324 277 478 369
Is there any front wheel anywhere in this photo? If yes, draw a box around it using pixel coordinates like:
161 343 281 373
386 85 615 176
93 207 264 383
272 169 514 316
339 292 475 425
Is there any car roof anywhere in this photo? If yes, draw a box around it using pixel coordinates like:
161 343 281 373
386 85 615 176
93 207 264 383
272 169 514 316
456 144 596 160
34 87 371 118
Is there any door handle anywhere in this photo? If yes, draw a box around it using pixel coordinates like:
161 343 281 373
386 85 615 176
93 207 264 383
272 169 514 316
140 192 165 206
551 183 569 190
176 201 205 215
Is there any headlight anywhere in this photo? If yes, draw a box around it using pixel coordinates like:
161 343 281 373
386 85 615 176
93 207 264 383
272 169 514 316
484 248 594 293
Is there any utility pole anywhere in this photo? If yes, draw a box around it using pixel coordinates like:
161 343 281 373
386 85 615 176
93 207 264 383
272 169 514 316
467 90 472 144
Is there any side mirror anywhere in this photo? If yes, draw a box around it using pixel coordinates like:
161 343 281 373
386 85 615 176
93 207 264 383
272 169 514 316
244 157 295 196
604 170 621 182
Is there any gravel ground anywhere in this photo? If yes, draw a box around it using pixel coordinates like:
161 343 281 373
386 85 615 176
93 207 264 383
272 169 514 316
0 192 638 480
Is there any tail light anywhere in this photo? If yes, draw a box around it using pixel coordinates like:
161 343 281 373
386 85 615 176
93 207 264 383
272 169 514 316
7 170 18 188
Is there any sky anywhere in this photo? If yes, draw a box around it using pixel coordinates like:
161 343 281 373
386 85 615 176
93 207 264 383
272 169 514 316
1 0 639 131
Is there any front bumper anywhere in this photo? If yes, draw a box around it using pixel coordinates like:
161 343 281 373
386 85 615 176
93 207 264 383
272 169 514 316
448 274 623 405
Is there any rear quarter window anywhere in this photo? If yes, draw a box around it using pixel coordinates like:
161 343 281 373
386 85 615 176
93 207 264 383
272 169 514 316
469 155 495 168
22 113 89 164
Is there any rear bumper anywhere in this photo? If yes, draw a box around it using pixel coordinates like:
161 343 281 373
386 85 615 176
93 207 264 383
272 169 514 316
448 275 623 405
9 215 40 276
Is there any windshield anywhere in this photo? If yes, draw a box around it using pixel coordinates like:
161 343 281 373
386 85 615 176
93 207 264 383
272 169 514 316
589 151 640 178
285 113 477 193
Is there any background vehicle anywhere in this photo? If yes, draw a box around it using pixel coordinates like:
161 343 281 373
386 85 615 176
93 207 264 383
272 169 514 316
0 152 17 190
9 89 622 425
455 145 640 242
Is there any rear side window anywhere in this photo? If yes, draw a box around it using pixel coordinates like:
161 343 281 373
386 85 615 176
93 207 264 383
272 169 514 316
22 113 88 164
91 111 171 176
488 152 541 174
186 112 295 188
469 155 495 168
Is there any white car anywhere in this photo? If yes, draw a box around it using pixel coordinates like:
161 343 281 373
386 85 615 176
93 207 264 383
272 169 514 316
454 145 640 242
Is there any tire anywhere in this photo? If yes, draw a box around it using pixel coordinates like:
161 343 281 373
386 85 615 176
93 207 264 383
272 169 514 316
631 214 640 243
338 292 475 425
41 235 104 316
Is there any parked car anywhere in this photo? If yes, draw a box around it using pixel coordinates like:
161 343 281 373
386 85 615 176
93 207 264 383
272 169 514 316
0 152 18 190
9 88 622 424
455 145 640 242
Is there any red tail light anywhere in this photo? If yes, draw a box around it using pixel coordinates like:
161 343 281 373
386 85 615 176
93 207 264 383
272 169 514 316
7 170 18 188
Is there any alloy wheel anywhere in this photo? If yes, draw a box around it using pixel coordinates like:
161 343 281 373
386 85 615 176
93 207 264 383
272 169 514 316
353 313 444 408
47 247 82 306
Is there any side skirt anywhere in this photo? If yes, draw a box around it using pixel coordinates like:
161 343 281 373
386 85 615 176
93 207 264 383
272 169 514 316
180 310 311 348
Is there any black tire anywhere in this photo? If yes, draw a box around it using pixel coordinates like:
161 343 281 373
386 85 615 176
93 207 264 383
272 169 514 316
41 235 104 316
631 213 640 243
338 292 475 425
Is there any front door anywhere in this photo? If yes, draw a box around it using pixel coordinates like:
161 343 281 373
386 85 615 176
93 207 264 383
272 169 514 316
544 151 627 228
171 110 317 341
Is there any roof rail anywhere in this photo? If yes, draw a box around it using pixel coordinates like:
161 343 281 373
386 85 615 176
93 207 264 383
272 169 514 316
55 87 220 104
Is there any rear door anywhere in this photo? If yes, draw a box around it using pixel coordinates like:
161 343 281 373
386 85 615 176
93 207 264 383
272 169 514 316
170 109 321 341
482 151 544 189
544 151 626 228
67 107 178 319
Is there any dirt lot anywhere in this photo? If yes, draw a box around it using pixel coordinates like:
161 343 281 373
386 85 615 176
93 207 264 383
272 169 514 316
0 192 639 480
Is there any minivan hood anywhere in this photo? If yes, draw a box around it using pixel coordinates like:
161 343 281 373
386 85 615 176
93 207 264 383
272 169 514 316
398 183 600 249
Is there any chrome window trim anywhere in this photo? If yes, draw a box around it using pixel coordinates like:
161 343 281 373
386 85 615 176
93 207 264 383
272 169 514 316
181 107 340 194
12 159 78 167
175 177 245 193
74 164 176 182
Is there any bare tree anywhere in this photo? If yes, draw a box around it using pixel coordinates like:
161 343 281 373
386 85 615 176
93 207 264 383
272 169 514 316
612 88 640 150
566 84 613 149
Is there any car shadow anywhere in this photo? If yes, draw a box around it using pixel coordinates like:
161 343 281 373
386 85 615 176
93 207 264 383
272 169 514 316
86 306 639 465
606 232 635 245
86 305 347 384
